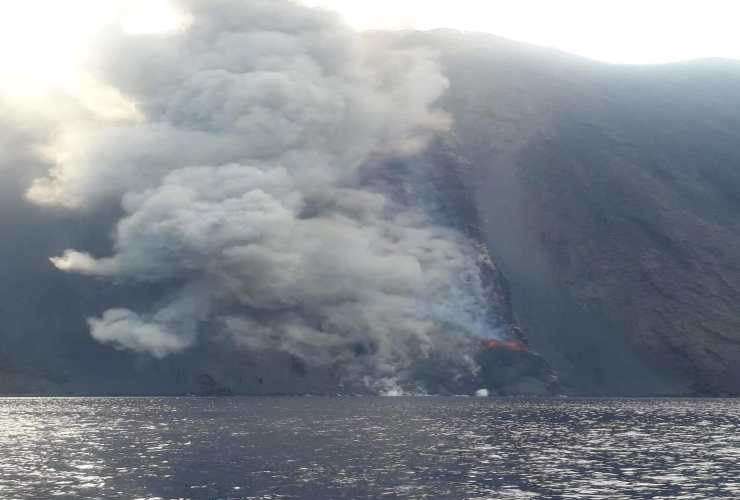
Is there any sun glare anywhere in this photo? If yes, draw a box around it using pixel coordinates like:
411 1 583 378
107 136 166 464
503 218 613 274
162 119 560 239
120 0 190 35
308 0 740 64
0 1 105 88
0 0 184 106
0 0 738 108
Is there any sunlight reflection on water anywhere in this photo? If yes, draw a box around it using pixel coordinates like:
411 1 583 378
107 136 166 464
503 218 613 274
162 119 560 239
0 397 738 499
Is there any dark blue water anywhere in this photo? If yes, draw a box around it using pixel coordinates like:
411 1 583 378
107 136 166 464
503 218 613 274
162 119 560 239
0 397 738 499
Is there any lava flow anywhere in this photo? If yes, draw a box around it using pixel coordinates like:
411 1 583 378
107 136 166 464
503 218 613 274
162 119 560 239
483 339 529 352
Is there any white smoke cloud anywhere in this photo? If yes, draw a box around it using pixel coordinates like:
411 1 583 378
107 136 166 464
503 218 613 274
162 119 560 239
31 0 498 391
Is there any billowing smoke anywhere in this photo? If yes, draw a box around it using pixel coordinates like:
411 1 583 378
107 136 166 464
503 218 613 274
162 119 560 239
30 0 500 392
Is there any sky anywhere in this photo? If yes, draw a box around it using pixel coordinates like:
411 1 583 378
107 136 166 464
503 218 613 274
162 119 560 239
5 0 500 393
0 0 737 396
308 0 740 64
0 0 738 94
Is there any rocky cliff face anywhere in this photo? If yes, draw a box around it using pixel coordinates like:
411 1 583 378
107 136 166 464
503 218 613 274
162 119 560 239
3 29 739 396
377 143 561 396
0 129 556 396
395 30 740 395
0 109 558 396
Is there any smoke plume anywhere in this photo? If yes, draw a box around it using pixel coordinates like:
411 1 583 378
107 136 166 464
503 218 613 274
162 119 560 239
31 0 500 392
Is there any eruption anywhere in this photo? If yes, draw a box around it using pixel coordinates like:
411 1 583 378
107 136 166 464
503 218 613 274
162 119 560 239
483 339 528 353
30 0 504 392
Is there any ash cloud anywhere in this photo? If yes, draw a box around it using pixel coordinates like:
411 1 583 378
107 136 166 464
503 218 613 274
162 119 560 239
31 0 500 392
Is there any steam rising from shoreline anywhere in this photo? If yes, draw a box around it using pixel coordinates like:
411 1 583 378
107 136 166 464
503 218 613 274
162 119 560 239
32 0 499 391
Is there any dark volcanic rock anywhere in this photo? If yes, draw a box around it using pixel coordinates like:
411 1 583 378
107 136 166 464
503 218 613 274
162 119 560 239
4 30 740 396
477 348 559 396
393 30 740 396
0 113 557 397
380 139 561 396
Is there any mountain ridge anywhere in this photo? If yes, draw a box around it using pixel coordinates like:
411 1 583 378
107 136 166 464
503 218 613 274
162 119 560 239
1 29 739 396
397 29 740 395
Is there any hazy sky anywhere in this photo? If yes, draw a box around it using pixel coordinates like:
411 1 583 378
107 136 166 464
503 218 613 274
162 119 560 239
309 0 740 64
0 0 738 94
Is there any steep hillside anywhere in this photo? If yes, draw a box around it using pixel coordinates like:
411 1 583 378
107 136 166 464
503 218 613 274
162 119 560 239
3 27 739 396
0 142 559 396
399 30 740 395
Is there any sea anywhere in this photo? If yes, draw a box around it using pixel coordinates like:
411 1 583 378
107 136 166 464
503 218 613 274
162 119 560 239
0 397 738 499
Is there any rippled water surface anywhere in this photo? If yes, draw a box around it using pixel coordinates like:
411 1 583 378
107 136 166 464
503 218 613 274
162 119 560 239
1 397 739 499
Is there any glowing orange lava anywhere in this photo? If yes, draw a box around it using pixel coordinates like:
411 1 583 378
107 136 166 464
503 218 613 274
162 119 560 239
483 339 528 352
